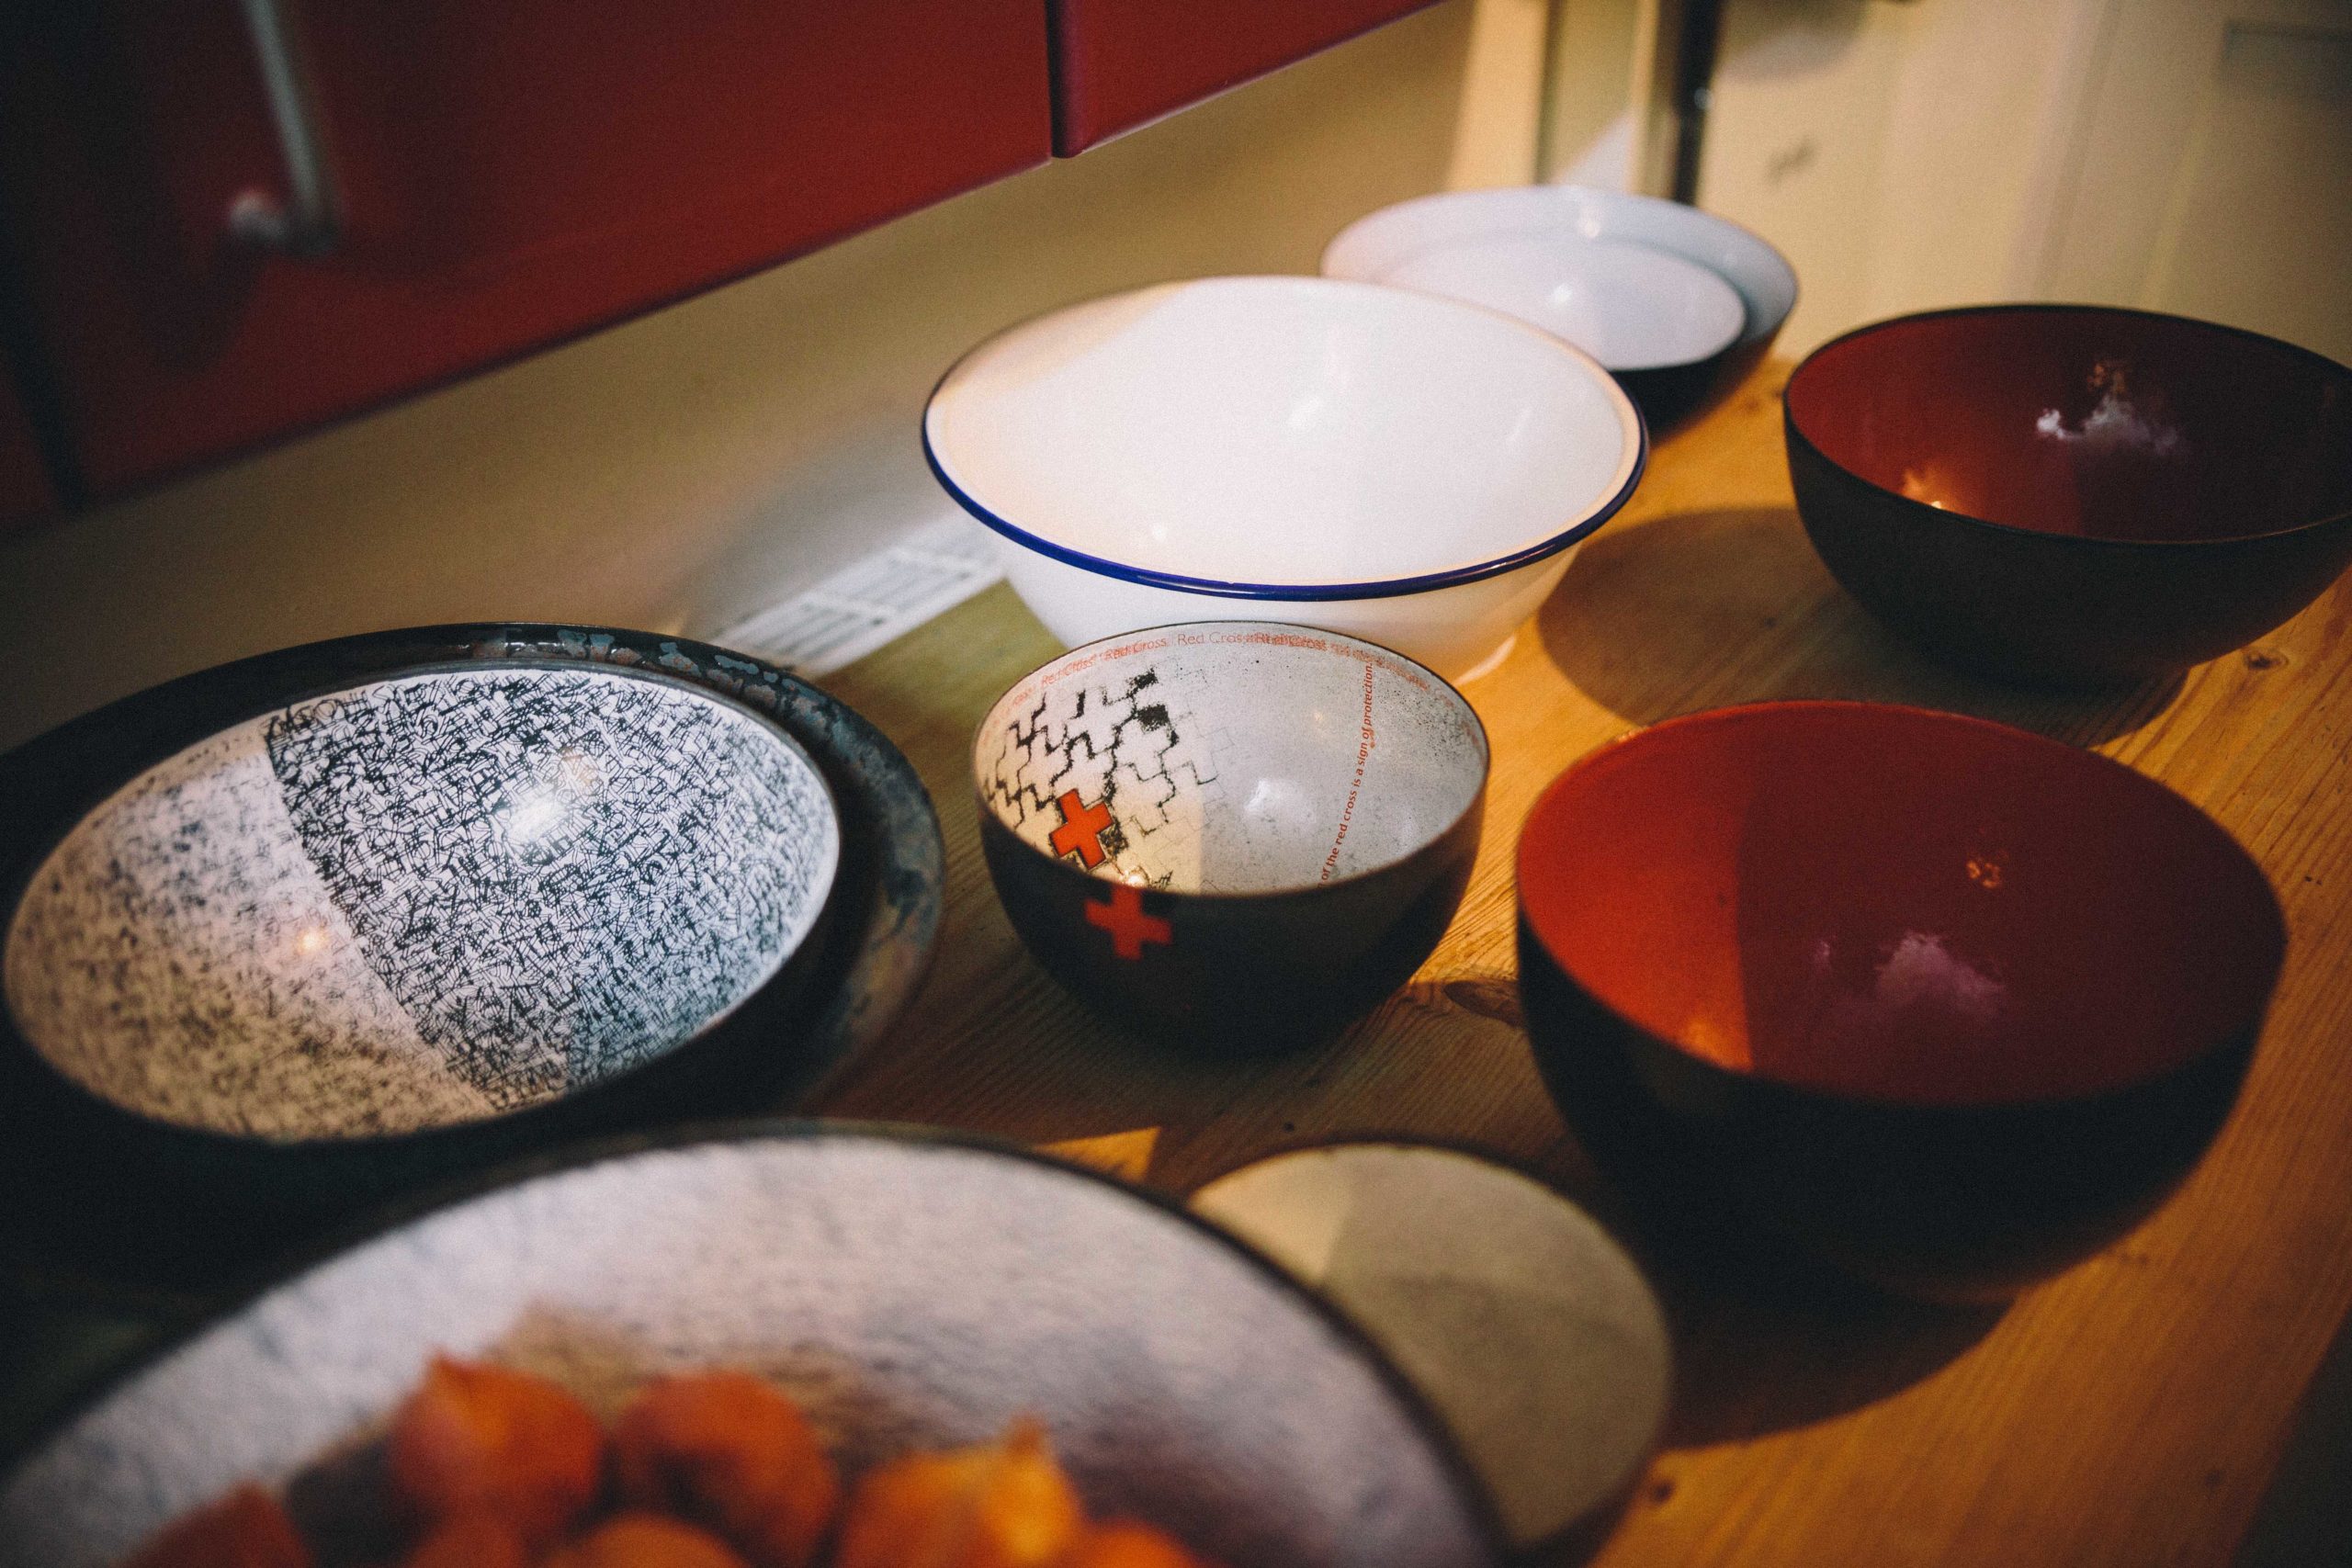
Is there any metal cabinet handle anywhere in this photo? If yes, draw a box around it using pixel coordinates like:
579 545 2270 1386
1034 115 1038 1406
226 0 342 256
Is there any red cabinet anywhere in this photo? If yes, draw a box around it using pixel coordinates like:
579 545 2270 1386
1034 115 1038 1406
0 2 1050 496
0 2 1437 507
1047 0 1443 154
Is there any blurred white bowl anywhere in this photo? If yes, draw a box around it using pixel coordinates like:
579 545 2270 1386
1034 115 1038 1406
1323 186 1798 430
922 276 1645 680
1379 234 1742 373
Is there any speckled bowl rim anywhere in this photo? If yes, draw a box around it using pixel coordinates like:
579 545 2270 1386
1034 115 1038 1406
970 619 1491 905
1783 302 2352 551
0 627 890 1156
1513 698 2289 1111
0 1118 1514 1562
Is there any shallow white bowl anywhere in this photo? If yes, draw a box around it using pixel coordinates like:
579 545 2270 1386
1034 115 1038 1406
1324 187 1797 431
1376 233 1744 373
1324 186 1796 359
923 276 1645 680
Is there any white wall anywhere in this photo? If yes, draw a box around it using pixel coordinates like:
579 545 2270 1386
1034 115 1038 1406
1689 0 2352 359
1692 0 2098 355
0 1 1511 751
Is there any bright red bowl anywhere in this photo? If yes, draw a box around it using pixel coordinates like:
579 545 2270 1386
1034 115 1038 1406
1515 701 2286 1301
1784 305 2352 687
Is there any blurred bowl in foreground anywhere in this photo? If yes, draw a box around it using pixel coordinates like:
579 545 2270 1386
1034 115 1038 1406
0 1124 1504 1567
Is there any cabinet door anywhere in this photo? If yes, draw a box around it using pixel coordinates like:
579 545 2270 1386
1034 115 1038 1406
0 2 1051 497
1049 0 1441 154
2034 0 2351 364
0 375 59 532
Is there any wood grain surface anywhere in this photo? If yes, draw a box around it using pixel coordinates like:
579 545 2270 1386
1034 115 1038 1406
812 361 2352 1566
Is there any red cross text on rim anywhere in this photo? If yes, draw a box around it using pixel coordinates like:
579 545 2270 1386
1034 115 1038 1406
1086 882 1171 961
1049 790 1115 868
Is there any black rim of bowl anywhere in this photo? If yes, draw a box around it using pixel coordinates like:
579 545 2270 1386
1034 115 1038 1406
0 624 879 1156
971 619 1490 905
1783 301 2352 552
0 1116 1516 1562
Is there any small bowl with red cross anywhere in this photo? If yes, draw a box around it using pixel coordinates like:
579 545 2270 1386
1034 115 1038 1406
973 621 1489 1050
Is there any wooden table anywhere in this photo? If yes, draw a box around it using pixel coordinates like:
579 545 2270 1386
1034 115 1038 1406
3 365 2345 1563
808 362 2352 1567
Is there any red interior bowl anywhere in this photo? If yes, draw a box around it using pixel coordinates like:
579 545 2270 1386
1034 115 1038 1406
1515 702 2286 1299
1784 306 2352 686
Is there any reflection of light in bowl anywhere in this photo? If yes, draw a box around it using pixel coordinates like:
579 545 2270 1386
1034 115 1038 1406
499 786 570 849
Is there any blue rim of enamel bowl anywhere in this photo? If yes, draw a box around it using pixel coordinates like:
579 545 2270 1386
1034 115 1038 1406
921 279 1650 603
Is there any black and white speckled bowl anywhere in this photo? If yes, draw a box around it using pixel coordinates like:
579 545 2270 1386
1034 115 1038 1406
0 626 943 1296
0 1123 1506 1568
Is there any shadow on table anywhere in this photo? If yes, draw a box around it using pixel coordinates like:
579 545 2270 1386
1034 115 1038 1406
1642 1237 2007 1449
1538 507 2185 747
1453 1146 2011 1453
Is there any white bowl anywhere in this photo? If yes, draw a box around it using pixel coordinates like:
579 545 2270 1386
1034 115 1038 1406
1376 234 1743 373
1324 186 1797 429
923 276 1645 680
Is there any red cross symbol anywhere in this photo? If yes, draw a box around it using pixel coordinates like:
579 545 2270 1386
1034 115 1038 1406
1049 790 1114 868
1085 882 1171 961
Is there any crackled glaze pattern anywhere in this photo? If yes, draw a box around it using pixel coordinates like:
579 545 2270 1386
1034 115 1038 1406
977 626 1485 894
2 668 838 1139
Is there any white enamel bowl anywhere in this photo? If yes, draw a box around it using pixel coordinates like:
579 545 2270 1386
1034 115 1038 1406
1324 186 1798 430
923 276 1645 681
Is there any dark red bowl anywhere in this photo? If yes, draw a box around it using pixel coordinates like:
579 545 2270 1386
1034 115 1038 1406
1784 305 2352 687
1515 702 2286 1302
